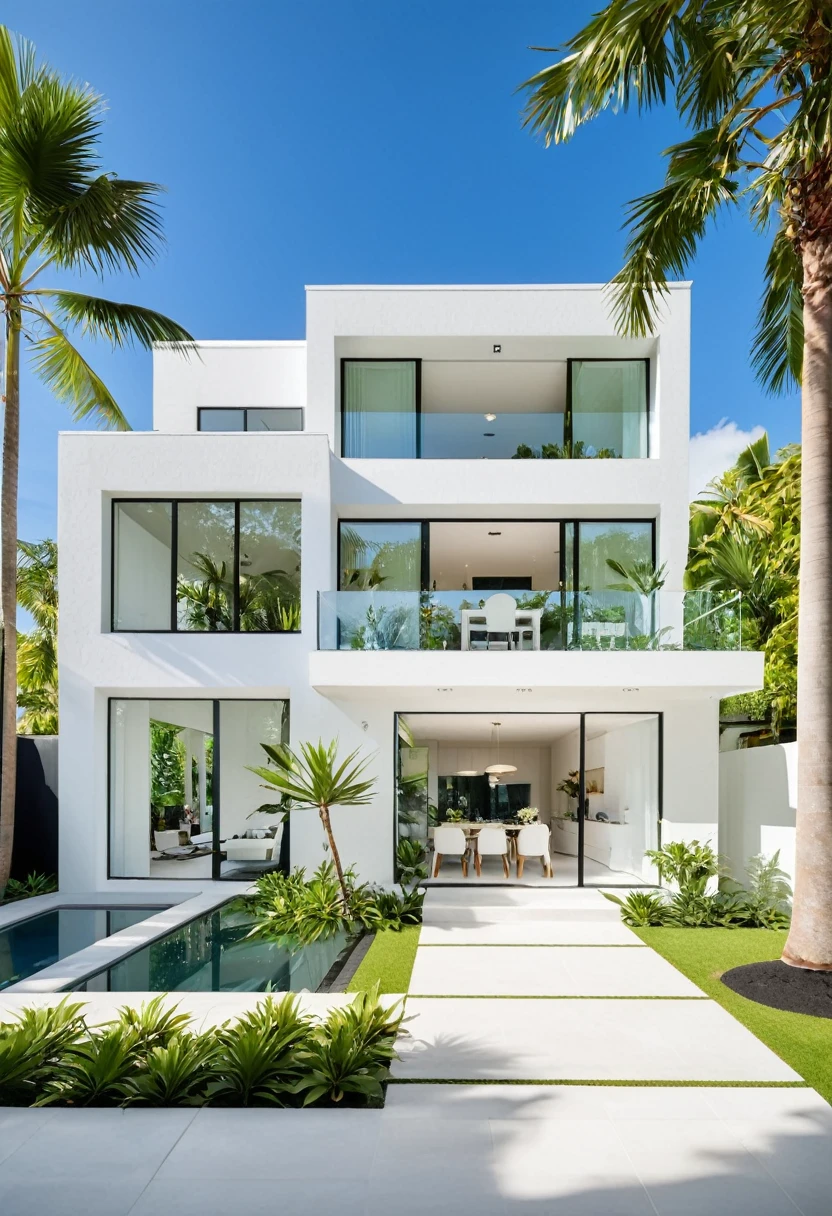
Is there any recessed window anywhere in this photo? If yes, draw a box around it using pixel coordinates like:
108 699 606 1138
197 408 303 432
112 500 301 632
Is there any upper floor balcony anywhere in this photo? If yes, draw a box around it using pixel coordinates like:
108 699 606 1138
340 356 650 461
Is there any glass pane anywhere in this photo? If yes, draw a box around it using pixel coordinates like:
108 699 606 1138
339 522 422 590
238 501 301 631
110 699 214 879
198 409 245 431
176 502 235 631
577 522 654 646
420 412 564 459
398 746 429 848
113 502 172 630
343 361 417 458
246 408 303 431
582 713 660 885
571 360 648 458
218 700 289 879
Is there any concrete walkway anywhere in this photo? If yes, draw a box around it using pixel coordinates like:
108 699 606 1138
1 887 831 1215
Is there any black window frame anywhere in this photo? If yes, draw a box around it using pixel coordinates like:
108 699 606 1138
566 357 650 458
107 696 290 882
111 498 302 634
197 407 305 433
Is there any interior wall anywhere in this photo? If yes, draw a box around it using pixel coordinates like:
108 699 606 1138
115 510 171 629
434 743 552 815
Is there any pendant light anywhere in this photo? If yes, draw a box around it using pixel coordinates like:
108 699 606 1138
485 721 517 775
456 743 479 777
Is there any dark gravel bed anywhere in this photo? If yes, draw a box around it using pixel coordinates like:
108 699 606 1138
721 960 832 1018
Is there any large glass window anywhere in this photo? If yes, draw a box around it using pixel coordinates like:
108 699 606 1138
582 713 660 885
109 698 288 880
570 360 648 458
342 360 418 458
112 500 301 632
239 501 302 631
176 502 236 631
198 408 303 432
113 502 172 631
339 521 422 591
576 522 655 646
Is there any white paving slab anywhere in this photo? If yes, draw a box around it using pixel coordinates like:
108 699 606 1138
395 997 802 1081
423 885 624 924
419 919 645 945
409 944 702 996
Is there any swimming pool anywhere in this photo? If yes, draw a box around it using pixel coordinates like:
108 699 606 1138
74 902 352 993
0 906 166 991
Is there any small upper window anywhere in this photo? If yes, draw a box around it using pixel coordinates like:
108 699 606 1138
198 408 303 432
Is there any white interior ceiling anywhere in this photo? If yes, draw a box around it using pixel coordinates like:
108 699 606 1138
403 711 657 745
421 361 566 414
429 522 559 589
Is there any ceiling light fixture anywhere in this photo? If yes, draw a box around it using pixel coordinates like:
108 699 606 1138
516 688 532 693
487 531 502 536
484 413 497 422
485 720 517 775
437 687 454 693
492 344 502 354
622 687 640 693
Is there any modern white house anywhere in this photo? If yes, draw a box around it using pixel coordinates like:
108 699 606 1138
57 283 763 895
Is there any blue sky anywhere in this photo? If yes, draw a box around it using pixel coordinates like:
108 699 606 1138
18 0 800 541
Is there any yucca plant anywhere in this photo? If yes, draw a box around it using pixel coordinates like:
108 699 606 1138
123 1034 217 1107
248 740 376 909
0 27 193 892
39 1023 142 1107
294 989 403 1107
0 999 86 1105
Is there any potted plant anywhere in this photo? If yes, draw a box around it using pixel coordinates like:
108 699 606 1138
556 770 583 818
517 806 539 824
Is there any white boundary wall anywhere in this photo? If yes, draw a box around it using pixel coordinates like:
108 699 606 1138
719 743 797 886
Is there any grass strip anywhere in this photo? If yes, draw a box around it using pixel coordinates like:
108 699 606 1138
407 993 710 1000
347 925 420 994
389 1077 808 1088
635 927 832 1104
418 943 646 948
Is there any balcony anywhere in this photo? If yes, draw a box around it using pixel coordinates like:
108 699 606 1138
340 357 650 460
317 589 746 653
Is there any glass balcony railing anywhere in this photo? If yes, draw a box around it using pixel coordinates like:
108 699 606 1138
318 589 746 652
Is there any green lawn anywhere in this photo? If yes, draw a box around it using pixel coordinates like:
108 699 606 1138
636 927 832 1103
346 926 420 994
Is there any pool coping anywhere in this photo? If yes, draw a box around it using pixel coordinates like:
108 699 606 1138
3 887 251 994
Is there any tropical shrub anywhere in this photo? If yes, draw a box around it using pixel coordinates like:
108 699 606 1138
0 871 57 903
0 990 402 1108
602 890 669 927
395 838 428 884
645 840 722 890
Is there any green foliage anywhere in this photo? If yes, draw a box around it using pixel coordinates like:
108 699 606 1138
16 539 58 734
605 841 792 931
556 770 580 800
0 991 401 1109
688 437 799 730
150 720 186 808
248 861 425 946
1 871 57 902
645 839 722 889
602 890 668 927
395 838 428 883
294 986 403 1106
512 440 620 460
605 558 668 596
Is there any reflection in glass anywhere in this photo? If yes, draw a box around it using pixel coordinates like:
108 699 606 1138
218 700 289 878
339 521 421 591
239 501 301 631
198 409 245 431
582 713 660 885
576 522 654 648
570 360 648 458
246 408 303 431
176 502 236 631
342 361 417 458
113 502 172 630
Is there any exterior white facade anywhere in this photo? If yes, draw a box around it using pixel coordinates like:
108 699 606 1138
57 284 763 894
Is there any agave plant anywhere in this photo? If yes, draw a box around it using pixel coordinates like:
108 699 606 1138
602 890 668 928
248 740 376 909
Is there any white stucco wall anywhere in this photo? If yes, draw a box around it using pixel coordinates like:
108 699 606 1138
719 743 797 886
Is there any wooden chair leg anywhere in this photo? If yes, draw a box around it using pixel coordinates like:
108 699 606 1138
475 850 482 877
461 854 469 878
517 855 525 879
433 853 443 878
502 854 509 878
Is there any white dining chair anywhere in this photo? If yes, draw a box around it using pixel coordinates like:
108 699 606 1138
479 593 534 651
433 826 470 878
475 826 510 878
515 823 552 878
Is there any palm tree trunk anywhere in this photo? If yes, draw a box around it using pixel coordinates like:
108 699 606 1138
319 804 350 909
782 232 832 970
0 314 20 894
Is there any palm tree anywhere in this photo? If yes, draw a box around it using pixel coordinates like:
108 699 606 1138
16 538 57 734
606 557 668 637
0 28 192 891
521 4 832 971
248 740 376 909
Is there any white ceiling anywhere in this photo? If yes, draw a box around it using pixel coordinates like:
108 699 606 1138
430 521 559 590
421 360 566 415
403 711 657 745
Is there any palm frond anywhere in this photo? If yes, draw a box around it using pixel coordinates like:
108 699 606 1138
751 225 803 393
26 310 129 429
248 739 377 811
40 176 167 275
34 290 193 351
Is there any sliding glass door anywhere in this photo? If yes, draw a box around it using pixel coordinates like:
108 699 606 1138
342 360 419 458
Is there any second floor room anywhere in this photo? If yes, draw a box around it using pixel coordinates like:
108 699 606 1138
151 284 690 510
